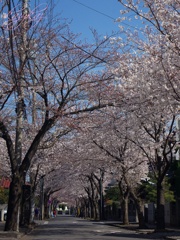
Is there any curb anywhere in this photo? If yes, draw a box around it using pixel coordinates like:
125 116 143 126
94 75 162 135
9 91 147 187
166 238 180 240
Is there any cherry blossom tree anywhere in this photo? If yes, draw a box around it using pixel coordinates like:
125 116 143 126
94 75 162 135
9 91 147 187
53 126 117 220
64 106 148 226
111 0 180 230
111 51 179 230
110 47 179 230
90 113 148 228
0 0 119 231
117 0 180 105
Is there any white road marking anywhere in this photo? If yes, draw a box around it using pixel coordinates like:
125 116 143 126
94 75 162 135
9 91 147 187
110 231 122 233
94 230 122 233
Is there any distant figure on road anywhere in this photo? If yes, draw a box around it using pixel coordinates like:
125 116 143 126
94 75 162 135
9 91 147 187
53 209 56 217
35 208 39 219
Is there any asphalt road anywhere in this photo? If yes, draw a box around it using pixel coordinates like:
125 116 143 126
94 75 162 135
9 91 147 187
20 216 165 240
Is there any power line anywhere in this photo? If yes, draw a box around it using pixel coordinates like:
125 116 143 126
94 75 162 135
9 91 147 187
71 0 141 31
72 0 115 21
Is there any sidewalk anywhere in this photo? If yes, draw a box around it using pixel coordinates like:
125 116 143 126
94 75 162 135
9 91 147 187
0 220 44 239
0 221 22 239
105 222 180 240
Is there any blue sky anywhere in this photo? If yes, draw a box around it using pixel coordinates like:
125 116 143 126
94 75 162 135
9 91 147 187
54 0 123 40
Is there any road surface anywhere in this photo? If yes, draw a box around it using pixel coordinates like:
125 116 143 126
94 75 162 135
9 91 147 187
21 216 164 240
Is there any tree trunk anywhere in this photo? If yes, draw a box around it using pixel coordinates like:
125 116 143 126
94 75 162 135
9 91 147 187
44 193 49 219
4 174 23 231
135 199 146 229
89 198 94 219
131 192 146 229
122 195 129 225
118 180 129 225
29 191 35 223
156 180 165 230
95 200 100 220
91 200 96 219
20 185 31 226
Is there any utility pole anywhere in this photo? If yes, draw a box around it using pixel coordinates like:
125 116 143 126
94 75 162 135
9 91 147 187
16 0 29 231
99 168 104 220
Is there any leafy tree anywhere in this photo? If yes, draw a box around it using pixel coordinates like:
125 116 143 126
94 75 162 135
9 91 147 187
104 186 120 202
139 176 175 203
168 161 180 199
0 187 9 204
